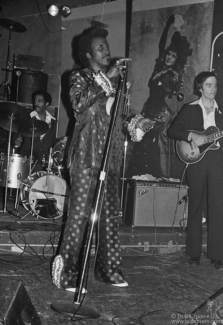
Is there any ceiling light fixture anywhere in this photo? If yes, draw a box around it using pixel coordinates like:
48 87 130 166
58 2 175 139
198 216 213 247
47 4 71 18
61 5 71 18
47 4 60 17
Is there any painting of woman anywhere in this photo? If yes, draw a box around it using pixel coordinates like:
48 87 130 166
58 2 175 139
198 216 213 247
127 14 193 178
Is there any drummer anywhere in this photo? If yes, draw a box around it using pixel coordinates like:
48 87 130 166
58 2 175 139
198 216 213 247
12 90 57 173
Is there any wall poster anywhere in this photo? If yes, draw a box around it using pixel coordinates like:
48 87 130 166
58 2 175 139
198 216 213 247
126 0 214 180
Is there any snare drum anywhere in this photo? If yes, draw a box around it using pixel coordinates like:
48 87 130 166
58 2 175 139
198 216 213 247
0 153 30 188
20 171 69 219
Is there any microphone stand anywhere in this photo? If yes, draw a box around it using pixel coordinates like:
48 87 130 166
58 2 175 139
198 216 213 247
50 62 128 320
119 80 131 219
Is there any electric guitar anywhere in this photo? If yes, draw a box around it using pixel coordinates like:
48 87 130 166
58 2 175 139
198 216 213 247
176 126 223 164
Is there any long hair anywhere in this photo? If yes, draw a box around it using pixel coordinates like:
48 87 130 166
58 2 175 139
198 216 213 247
164 31 193 70
78 27 108 68
150 31 193 99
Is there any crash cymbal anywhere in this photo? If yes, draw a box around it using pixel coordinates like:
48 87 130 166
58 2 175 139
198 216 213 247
18 119 49 138
0 19 27 33
0 101 31 132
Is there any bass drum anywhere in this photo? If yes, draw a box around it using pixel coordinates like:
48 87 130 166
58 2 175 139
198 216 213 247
20 171 69 219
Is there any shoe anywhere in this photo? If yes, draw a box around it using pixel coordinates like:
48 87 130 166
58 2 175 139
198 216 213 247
52 255 64 288
188 257 200 266
66 287 87 293
211 260 223 270
111 281 128 287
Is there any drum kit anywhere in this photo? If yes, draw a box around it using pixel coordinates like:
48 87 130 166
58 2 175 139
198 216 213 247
0 18 71 220
0 101 70 221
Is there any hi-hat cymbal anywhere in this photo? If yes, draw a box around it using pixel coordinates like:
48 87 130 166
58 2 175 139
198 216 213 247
0 19 27 33
0 101 31 132
18 119 49 138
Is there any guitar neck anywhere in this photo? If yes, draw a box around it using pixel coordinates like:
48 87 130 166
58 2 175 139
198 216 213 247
207 130 223 142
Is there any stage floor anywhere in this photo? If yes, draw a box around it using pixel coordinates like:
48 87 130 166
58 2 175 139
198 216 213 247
0 251 220 324
0 190 215 325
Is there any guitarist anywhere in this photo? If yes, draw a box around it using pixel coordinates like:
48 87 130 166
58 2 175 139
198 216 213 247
168 71 223 270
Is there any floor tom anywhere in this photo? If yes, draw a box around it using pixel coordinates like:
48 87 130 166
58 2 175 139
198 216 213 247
0 153 30 188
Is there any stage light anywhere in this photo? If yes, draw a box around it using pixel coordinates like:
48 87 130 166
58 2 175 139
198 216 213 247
47 4 71 18
61 5 71 18
47 4 60 17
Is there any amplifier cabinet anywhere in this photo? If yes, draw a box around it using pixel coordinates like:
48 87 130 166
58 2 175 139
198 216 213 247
123 179 188 227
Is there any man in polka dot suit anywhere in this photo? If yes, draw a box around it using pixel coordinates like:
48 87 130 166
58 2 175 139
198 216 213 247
52 25 153 293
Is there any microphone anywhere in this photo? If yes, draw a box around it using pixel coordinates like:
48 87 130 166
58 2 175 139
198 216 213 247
116 58 132 65
178 194 188 205
16 70 21 77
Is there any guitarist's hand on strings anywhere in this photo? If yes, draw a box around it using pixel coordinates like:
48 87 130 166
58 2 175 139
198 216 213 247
189 132 207 147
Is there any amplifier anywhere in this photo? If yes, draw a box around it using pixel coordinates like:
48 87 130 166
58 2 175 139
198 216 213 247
10 70 48 104
13 54 45 72
123 179 188 227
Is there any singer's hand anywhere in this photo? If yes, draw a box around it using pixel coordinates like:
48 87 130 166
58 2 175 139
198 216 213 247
107 58 131 79
106 66 120 79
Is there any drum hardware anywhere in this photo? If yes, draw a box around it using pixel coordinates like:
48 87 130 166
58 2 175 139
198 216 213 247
18 119 49 174
18 119 49 138
47 147 53 174
51 136 71 177
0 154 31 216
42 153 53 171
15 70 21 103
0 19 27 100
0 102 30 213
0 101 31 132
0 102 31 213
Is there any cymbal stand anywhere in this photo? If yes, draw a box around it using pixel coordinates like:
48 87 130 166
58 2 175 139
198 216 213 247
11 71 22 215
47 148 52 174
15 70 21 103
0 23 13 100
29 127 35 174
1 114 14 212
51 151 62 177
